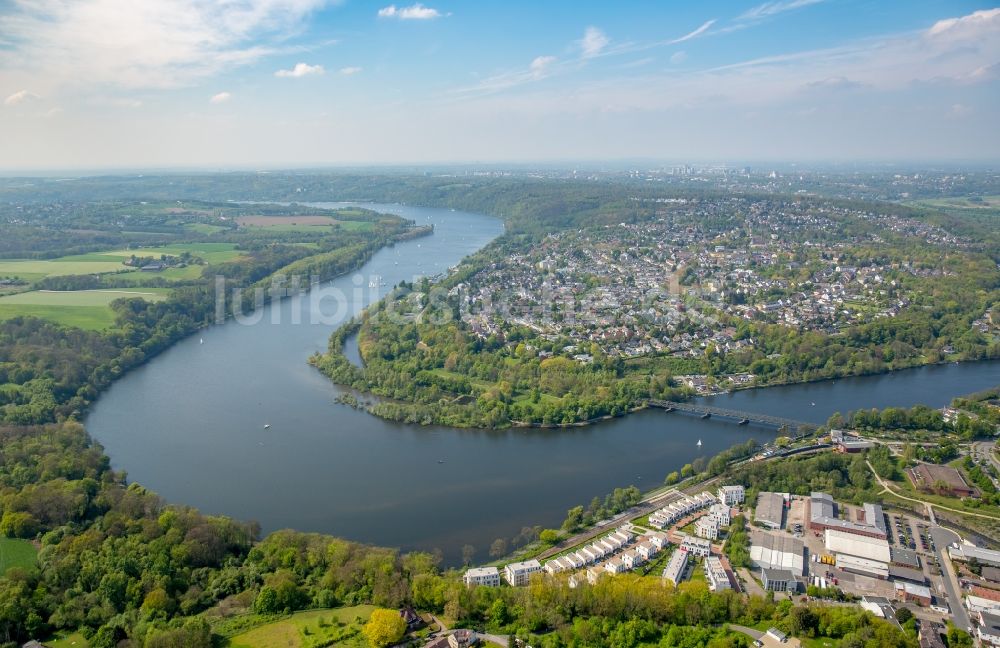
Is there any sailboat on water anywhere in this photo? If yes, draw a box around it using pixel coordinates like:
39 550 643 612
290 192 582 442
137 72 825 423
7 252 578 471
696 439 702 447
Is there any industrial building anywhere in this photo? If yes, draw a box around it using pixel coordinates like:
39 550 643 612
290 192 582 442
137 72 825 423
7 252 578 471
949 543 1000 568
808 492 887 539
895 581 932 606
836 554 889 579
761 568 798 592
907 463 977 498
750 531 805 576
825 528 891 563
754 492 786 530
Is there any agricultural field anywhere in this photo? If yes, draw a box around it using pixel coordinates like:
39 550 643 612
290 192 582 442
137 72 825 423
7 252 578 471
0 288 171 330
236 215 374 233
89 242 243 264
908 195 1000 210
0 258 128 282
227 605 375 648
0 243 243 283
0 537 38 574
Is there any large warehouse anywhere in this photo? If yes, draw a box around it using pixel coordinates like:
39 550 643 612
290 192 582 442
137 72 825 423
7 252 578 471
808 492 887 539
750 531 805 577
825 528 891 563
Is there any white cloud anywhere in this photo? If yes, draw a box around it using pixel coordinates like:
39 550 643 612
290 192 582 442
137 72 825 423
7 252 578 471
4 90 40 106
529 56 557 79
209 92 232 104
670 51 688 65
377 3 443 20
0 0 328 90
276 62 325 78
578 27 609 59
927 8 1000 41
669 20 716 44
340 66 363 75
739 0 825 22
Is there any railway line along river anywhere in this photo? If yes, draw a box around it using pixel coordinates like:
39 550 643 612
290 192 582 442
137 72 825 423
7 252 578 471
87 203 1000 565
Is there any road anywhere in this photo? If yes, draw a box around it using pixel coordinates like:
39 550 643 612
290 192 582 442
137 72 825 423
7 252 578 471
974 440 1000 474
929 525 972 633
866 460 974 631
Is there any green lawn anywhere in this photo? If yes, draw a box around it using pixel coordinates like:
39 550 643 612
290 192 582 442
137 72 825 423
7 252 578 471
48 632 90 648
0 288 171 329
336 220 374 232
186 223 231 234
0 244 241 284
0 259 127 279
0 538 38 574
93 242 242 264
227 606 376 648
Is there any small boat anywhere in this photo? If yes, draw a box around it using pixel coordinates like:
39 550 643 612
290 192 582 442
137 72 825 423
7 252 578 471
810 402 815 406
199 338 204 344
264 424 271 430
696 439 702 447
437 459 445 464
700 412 711 419
738 418 749 425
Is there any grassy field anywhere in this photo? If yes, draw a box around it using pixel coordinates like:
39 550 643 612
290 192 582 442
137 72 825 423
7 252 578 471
228 606 375 648
0 288 171 329
0 243 242 283
91 242 242 265
236 215 374 233
48 632 90 648
908 195 1000 210
0 259 127 280
0 538 38 574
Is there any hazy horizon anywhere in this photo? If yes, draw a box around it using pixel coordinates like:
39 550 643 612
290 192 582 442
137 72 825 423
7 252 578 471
2 0 998 169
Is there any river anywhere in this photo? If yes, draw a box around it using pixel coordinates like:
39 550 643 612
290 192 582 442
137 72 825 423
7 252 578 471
86 203 1000 565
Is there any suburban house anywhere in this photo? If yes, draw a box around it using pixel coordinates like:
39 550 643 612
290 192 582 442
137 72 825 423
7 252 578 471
663 549 689 586
717 485 746 506
504 560 542 586
463 567 500 587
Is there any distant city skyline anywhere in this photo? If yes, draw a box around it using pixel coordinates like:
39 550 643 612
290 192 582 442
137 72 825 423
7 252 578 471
0 0 998 169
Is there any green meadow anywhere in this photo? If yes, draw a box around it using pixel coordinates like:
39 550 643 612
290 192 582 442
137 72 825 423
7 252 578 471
0 537 38 574
227 605 375 648
0 243 243 283
0 288 171 330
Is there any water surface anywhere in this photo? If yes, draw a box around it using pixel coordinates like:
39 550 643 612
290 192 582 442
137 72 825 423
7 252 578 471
87 203 1000 564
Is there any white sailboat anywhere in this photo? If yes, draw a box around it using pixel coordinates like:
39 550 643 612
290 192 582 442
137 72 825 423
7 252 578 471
696 439 702 447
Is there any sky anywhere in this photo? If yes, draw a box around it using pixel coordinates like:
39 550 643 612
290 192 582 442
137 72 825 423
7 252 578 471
0 0 998 169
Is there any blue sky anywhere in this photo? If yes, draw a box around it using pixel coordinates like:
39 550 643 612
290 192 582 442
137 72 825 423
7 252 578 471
0 0 997 168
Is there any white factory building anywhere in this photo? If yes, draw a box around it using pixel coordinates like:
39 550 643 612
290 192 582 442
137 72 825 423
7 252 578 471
825 528 892 563
750 531 805 577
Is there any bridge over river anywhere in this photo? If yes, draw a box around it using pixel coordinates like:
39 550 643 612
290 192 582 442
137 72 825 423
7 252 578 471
647 399 817 436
